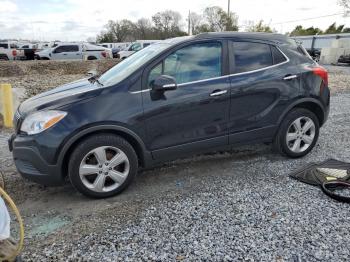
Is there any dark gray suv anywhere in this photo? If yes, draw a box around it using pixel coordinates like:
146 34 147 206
9 32 330 198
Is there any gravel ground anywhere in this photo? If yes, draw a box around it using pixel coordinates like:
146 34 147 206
0 67 349 261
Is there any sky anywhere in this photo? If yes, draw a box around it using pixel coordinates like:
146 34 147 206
0 0 349 41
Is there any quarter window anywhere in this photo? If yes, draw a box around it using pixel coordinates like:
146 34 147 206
232 42 273 73
271 46 287 64
148 42 222 86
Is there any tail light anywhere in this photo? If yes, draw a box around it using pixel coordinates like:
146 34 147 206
312 66 328 86
12 49 17 57
101 51 107 58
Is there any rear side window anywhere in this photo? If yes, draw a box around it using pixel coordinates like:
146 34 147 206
65 45 79 52
271 46 287 64
232 42 272 73
55 45 79 53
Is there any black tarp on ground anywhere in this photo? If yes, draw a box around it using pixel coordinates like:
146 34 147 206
290 159 350 202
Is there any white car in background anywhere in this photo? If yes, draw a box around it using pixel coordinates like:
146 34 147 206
35 43 112 60
0 41 25 61
117 40 159 59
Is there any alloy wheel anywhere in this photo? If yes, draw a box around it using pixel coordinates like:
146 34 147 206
79 146 130 193
286 116 316 153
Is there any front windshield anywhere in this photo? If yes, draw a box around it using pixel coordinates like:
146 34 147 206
98 43 170 87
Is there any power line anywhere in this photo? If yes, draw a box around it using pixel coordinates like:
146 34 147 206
271 12 346 25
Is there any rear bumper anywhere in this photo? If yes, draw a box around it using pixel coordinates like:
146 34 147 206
9 134 65 186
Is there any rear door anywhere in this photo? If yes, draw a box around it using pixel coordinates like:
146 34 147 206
228 40 301 144
142 40 231 161
64 45 81 59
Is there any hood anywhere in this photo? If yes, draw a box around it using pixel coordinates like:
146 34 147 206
19 78 101 115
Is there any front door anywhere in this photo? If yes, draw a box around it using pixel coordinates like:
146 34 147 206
141 41 231 161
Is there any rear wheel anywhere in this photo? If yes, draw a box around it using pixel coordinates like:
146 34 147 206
68 134 138 198
274 108 319 158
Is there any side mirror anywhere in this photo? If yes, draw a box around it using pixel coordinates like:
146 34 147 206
151 75 177 91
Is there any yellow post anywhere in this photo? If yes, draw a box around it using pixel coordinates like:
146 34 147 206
1 83 14 128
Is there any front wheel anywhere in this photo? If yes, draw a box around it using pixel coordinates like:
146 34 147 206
68 134 138 198
274 108 319 158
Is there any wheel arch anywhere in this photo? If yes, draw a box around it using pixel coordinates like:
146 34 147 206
277 98 326 129
87 56 97 60
59 125 151 178
0 54 9 60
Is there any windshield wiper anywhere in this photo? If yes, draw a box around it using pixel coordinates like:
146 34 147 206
88 75 104 86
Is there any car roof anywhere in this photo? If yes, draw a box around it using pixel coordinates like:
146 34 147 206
166 32 290 45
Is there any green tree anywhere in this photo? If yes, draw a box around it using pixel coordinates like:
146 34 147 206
134 18 153 40
203 6 238 32
97 19 135 43
324 22 345 34
96 31 115 43
152 10 186 39
247 20 275 33
290 25 323 36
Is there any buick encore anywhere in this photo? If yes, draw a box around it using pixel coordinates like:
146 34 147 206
9 32 330 198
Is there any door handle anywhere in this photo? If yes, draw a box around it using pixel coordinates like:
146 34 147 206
283 74 298 80
210 90 227 97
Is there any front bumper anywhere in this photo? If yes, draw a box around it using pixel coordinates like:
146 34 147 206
8 134 65 186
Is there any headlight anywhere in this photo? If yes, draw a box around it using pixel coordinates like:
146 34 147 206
20 110 67 135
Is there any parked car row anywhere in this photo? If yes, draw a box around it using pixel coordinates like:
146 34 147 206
34 43 113 60
0 40 160 61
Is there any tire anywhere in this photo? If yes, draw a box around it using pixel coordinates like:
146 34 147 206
87 56 97 60
0 55 9 61
68 134 138 198
273 108 319 158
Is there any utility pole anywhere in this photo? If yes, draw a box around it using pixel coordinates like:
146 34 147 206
188 10 191 35
227 0 231 31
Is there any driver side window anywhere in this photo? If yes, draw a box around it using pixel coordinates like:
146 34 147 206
147 42 222 87
54 46 65 53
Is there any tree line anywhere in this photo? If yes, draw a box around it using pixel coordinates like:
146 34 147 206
97 1 350 42
290 22 350 36
96 6 242 42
